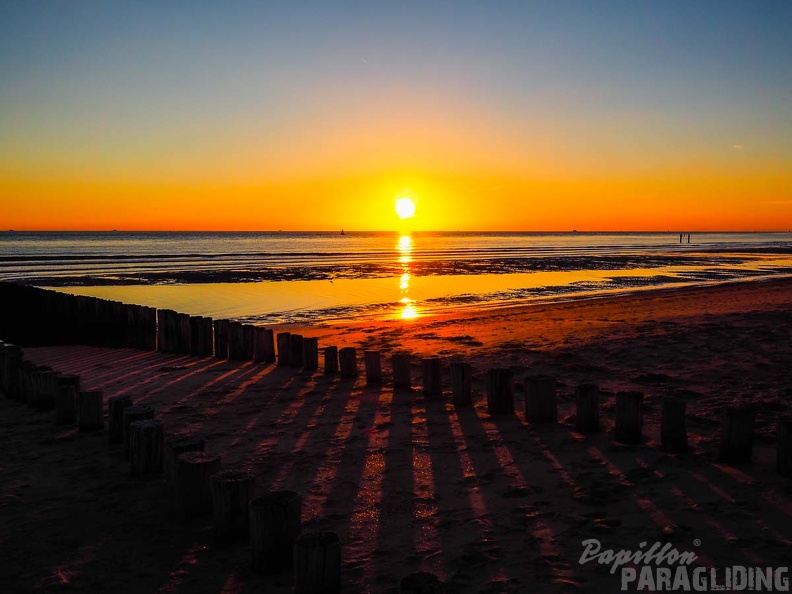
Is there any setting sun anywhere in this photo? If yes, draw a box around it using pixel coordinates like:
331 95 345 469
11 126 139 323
395 197 416 220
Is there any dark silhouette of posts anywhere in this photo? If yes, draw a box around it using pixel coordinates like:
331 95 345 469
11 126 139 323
422 357 442 396
243 324 256 360
78 390 104 431
176 452 222 515
213 319 229 358
524 375 557 423
211 469 256 540
122 404 155 458
277 332 291 366
777 416 792 478
575 383 600 433
289 334 304 368
249 490 302 574
107 394 133 443
55 385 77 425
661 397 689 453
614 391 644 444
255 327 276 363
392 352 411 390
303 337 319 370
450 362 472 405
165 434 205 494
129 419 164 475
339 347 357 379
324 346 338 374
364 351 382 384
718 405 755 463
293 531 341 594
486 369 513 415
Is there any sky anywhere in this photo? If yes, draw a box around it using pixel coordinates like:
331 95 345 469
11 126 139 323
1 1 791 231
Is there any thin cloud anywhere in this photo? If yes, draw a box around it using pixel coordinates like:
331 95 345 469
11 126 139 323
733 144 744 149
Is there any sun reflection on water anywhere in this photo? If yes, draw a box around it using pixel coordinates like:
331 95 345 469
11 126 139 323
396 234 419 319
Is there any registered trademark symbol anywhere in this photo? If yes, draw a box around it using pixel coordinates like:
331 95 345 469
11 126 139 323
693 539 701 546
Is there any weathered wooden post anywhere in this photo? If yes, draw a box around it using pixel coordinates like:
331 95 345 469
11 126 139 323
364 351 382 384
200 316 214 355
614 391 644 444
575 383 600 433
422 357 442 396
176 452 222 515
303 337 319 370
165 434 206 493
392 352 411 390
213 319 229 359
122 404 156 458
189 316 203 356
324 346 338 374
211 469 256 540
661 397 689 453
277 332 292 366
178 313 192 354
228 322 244 360
718 405 755 463
777 416 792 478
524 375 558 423
486 368 514 415
157 309 168 352
400 572 443 594
293 531 341 594
129 419 164 475
78 390 104 431
249 490 302 574
55 385 78 425
339 347 357 379
289 334 305 368
32 369 57 411
108 394 134 443
254 327 276 363
450 361 472 405
244 324 257 360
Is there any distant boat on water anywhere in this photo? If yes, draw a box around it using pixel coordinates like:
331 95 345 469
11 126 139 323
340 229 345 236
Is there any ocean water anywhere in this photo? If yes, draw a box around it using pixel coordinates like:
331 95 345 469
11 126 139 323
1 231 791 324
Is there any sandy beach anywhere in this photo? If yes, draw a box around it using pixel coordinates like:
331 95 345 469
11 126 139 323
2 278 791 593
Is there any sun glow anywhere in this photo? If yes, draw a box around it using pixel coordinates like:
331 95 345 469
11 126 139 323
395 197 416 220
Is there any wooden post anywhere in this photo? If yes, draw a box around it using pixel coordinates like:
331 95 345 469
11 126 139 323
324 346 338 375
254 327 276 363
178 313 192 354
718 405 755 463
661 397 689 453
55 385 77 425
176 452 222 515
108 394 134 444
364 351 382 384
422 357 442 396
32 369 57 411
165 434 205 493
228 322 244 360
122 404 155 458
293 531 341 594
303 337 319 370
575 383 600 433
157 309 168 352
242 324 256 360
277 332 292 366
289 334 304 368
213 319 229 359
129 419 164 475
486 368 514 415
614 391 644 444
392 352 411 390
211 469 256 540
249 490 303 574
200 316 214 355
777 416 792 478
339 347 357 379
450 361 472 405
524 375 558 424
400 572 442 594
189 316 203 356
78 390 104 432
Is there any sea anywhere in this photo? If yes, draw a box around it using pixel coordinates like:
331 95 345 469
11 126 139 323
1 231 791 325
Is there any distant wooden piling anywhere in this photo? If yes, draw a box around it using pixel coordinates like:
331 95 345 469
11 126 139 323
524 375 558 423
122 404 155 458
718 405 755 463
213 319 229 359
211 469 256 540
78 390 104 432
777 416 792 478
364 351 382 384
178 313 191 354
293 531 341 594
249 490 302 574
228 322 245 361
165 434 205 493
324 346 338 374
303 337 319 370
422 357 442 396
575 383 600 433
189 316 203 356
392 352 411 390
614 391 644 444
277 332 291 366
254 327 276 363
176 452 222 515
32 369 57 411
486 368 513 415
339 347 357 379
289 334 305 368
661 397 689 453
129 419 164 475
243 324 256 360
450 361 472 405
107 394 133 443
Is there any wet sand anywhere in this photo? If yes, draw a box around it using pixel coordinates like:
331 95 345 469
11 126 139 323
1 278 791 592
